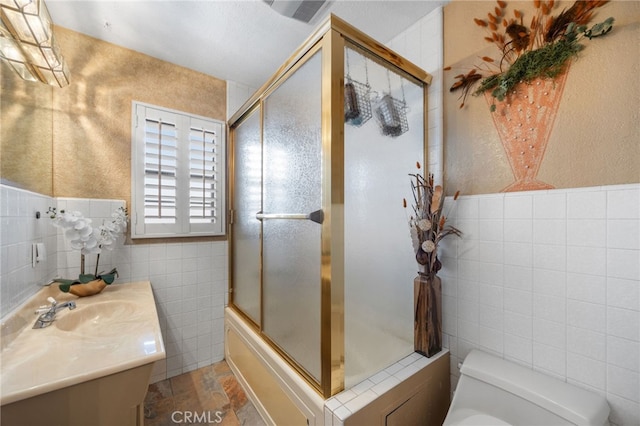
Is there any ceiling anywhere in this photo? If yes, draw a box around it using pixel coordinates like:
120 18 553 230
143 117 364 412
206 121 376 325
46 0 447 88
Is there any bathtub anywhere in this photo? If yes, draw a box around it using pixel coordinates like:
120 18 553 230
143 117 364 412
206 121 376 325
225 307 451 426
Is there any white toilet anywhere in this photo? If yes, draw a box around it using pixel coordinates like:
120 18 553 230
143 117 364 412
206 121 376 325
443 350 610 425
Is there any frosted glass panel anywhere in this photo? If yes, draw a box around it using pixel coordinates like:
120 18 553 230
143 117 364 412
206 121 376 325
343 47 424 387
232 109 262 324
262 52 322 381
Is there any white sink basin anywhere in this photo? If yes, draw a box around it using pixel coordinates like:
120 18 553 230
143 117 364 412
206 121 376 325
54 300 139 334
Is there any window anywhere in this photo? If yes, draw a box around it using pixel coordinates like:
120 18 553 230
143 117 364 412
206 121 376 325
131 102 226 238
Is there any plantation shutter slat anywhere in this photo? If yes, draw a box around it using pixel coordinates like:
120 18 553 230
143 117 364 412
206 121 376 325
188 122 220 225
144 117 178 225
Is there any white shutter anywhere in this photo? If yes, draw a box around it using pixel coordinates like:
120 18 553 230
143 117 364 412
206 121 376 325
144 116 178 225
189 119 219 224
132 102 226 238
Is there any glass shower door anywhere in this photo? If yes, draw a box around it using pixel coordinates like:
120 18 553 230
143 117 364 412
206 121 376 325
261 51 323 382
231 108 262 325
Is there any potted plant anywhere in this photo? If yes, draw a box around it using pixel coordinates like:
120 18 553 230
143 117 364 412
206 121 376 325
47 206 128 296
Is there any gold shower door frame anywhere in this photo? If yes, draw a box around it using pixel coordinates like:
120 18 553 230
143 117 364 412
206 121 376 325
228 14 432 399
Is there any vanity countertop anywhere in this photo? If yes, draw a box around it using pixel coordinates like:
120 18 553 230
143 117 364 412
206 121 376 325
0 281 165 406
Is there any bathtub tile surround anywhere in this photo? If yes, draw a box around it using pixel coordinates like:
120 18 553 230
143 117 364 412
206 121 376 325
324 350 450 425
440 183 640 426
325 352 428 423
0 186 227 384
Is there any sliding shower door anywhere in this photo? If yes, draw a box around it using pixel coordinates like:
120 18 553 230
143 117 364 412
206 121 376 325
231 108 262 325
262 51 323 382
231 50 324 382
230 16 432 398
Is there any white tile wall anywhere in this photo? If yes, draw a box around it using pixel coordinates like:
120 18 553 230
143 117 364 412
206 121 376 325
227 80 256 120
0 190 227 383
387 7 639 425
440 184 640 426
386 7 443 184
0 185 58 317
138 239 227 382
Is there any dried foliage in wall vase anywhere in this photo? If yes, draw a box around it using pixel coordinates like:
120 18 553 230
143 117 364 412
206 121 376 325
446 0 614 191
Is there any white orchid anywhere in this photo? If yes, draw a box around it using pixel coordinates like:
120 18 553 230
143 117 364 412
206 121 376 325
51 210 98 255
48 206 128 276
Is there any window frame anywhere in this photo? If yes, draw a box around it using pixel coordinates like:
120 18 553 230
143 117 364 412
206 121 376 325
131 101 226 239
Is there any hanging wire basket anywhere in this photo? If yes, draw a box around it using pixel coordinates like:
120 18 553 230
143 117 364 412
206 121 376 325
344 77 372 127
374 94 408 137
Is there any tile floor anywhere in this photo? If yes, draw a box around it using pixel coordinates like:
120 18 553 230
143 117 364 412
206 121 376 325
144 360 266 426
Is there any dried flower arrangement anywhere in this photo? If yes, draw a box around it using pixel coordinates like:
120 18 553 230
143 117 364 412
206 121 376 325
448 0 614 110
404 163 462 277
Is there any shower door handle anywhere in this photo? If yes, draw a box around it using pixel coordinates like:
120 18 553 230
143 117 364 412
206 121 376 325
255 209 324 224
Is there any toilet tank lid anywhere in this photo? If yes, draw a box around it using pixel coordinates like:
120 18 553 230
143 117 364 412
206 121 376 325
461 350 610 426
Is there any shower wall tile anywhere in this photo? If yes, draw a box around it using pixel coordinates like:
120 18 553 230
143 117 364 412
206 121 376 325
387 6 444 183
443 184 640 426
226 80 256 120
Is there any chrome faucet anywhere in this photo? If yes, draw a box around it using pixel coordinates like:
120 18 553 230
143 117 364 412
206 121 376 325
33 297 76 329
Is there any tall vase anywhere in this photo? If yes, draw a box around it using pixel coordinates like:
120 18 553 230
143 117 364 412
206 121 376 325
414 272 442 357
485 71 570 192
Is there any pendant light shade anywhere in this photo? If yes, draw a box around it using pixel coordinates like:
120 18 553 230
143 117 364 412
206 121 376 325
0 0 69 87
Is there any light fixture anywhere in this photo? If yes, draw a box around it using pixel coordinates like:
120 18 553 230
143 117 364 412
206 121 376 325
0 20 37 81
0 0 69 87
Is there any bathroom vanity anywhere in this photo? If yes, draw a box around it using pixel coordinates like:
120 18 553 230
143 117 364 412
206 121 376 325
0 281 165 426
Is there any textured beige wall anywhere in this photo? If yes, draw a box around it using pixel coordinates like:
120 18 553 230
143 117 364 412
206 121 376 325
443 1 640 195
52 26 227 205
0 61 54 196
